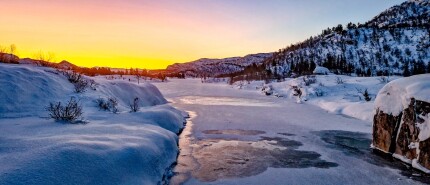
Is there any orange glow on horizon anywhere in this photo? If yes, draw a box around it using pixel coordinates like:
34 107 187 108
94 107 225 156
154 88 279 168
0 0 280 69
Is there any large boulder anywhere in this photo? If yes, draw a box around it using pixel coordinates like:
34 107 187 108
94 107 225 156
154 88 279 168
373 74 430 173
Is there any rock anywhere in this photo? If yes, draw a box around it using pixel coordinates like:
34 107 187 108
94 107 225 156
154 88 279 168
373 75 430 173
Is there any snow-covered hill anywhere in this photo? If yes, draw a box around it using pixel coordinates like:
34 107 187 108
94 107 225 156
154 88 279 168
0 63 186 185
230 0 429 82
166 53 273 77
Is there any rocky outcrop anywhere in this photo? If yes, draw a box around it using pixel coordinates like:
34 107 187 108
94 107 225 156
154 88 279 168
373 75 430 173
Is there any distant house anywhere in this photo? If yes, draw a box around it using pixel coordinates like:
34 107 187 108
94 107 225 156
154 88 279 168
313 66 330 75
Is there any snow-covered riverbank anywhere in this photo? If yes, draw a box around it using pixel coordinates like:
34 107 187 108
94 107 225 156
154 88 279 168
0 64 186 185
230 75 401 122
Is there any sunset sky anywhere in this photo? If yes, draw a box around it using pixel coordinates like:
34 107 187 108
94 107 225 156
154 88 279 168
0 0 404 69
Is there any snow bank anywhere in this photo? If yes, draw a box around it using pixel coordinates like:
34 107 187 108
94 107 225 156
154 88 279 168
234 75 396 122
0 64 168 118
313 66 330 75
374 74 430 116
0 64 73 117
0 63 186 184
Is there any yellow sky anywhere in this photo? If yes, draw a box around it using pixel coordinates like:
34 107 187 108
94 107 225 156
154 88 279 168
0 1 279 69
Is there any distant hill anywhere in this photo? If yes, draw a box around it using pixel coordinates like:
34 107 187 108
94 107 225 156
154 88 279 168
0 53 165 79
166 53 273 77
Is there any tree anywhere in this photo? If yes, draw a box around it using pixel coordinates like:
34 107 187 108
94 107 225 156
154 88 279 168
35 51 55 62
403 61 411 77
129 97 140 112
0 45 7 63
136 73 141 84
9 44 16 56
427 63 430 73
363 89 372 102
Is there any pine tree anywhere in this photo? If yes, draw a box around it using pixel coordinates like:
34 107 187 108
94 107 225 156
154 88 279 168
363 89 372 102
403 62 411 77
427 63 430 73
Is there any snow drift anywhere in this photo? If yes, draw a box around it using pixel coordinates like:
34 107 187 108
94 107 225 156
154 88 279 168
0 63 185 185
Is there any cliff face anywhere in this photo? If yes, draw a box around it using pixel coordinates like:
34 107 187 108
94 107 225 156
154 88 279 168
373 74 430 173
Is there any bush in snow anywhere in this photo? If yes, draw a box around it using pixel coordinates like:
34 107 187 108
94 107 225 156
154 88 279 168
63 71 90 93
378 76 390 84
262 85 273 96
314 88 325 97
363 89 372 101
64 71 83 83
88 79 98 90
291 85 304 103
291 85 302 98
303 75 317 86
46 97 83 122
96 97 119 113
336 77 344 84
129 97 140 112
356 88 372 101
73 79 89 93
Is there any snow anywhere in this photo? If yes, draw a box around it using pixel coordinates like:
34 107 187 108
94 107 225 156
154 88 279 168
417 114 430 141
374 74 430 116
313 66 330 75
413 159 430 174
393 153 413 164
231 75 398 122
0 63 185 185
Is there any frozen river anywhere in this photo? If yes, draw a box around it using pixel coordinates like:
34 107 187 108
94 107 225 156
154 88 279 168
154 79 428 185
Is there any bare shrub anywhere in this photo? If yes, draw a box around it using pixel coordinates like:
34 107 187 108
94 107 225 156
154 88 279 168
314 88 325 97
46 97 83 122
96 97 119 113
64 71 82 83
96 98 109 110
262 85 273 96
291 85 302 98
378 76 389 84
63 71 89 93
74 80 88 93
129 97 140 112
35 51 55 62
108 98 119 113
88 79 98 90
336 77 344 84
303 75 317 86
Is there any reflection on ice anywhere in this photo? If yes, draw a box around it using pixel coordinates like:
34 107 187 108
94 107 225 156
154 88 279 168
179 96 280 107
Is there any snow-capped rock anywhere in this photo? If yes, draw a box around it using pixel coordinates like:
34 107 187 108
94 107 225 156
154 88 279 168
373 74 430 173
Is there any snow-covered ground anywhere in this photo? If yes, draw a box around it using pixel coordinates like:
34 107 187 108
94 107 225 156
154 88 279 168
0 64 186 185
231 75 401 122
154 78 428 185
